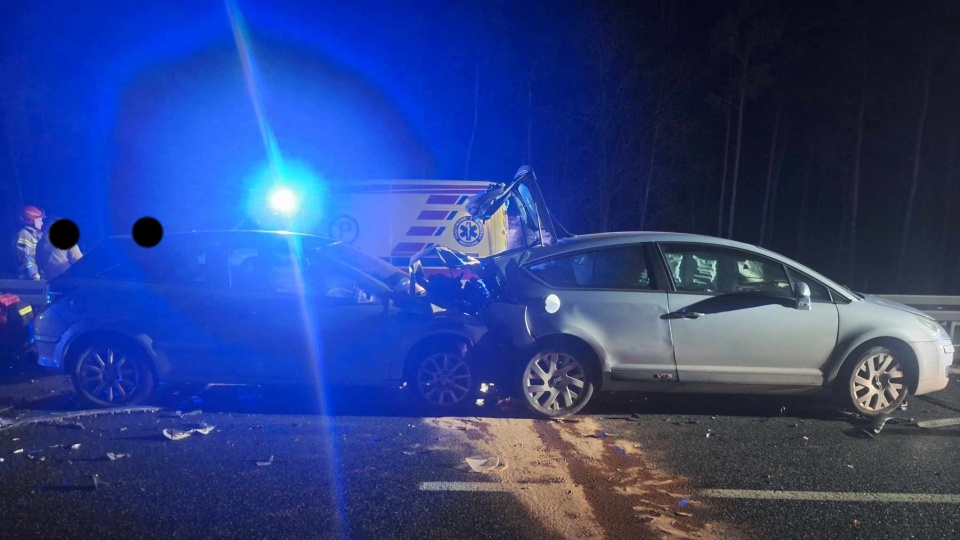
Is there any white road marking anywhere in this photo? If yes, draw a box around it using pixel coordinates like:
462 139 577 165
419 482 510 492
698 489 960 504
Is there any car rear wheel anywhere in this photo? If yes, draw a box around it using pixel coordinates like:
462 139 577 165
72 339 155 408
838 345 910 417
520 348 595 418
414 342 476 410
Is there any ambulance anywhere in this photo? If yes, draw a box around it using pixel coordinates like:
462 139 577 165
313 179 511 273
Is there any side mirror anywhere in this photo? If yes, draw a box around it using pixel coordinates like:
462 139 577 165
794 282 811 310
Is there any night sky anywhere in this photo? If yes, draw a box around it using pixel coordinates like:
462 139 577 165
2 0 960 294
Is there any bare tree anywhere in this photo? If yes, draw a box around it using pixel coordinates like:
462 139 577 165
713 0 782 239
895 47 935 288
759 107 781 245
764 118 788 247
464 62 479 179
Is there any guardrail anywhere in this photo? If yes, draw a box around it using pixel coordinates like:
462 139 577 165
0 279 45 307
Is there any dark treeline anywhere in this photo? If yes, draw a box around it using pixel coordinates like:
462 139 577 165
514 0 960 294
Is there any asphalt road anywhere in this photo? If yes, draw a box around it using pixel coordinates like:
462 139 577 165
2 360 959 540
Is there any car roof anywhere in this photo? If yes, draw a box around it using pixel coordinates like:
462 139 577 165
509 231 858 301
97 229 340 247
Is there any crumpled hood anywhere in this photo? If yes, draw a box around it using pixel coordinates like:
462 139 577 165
862 294 933 319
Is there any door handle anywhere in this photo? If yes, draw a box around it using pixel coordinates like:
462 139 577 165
663 310 704 320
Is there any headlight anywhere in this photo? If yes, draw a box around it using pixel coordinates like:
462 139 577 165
914 314 946 338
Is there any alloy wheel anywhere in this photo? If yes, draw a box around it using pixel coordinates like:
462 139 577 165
77 345 141 405
850 351 906 413
523 352 588 413
417 352 472 407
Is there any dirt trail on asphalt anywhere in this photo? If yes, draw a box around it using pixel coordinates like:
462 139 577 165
425 416 740 540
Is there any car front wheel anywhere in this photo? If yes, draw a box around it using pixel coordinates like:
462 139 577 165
839 345 910 416
520 348 595 418
414 342 475 410
72 339 155 408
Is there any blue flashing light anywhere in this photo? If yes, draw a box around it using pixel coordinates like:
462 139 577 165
269 187 298 214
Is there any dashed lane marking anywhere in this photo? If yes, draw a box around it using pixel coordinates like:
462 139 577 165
698 489 960 504
419 482 511 492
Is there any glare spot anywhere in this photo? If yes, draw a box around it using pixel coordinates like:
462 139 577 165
269 188 298 214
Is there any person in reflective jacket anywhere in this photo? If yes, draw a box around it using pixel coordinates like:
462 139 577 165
14 205 44 280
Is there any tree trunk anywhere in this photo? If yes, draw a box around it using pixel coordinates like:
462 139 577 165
464 62 479 179
848 81 866 282
717 100 732 237
765 124 788 247
760 108 781 245
796 154 813 258
527 65 533 165
939 133 957 290
896 50 934 289
726 77 747 239
639 122 661 230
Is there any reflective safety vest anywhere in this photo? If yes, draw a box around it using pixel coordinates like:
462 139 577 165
14 226 41 280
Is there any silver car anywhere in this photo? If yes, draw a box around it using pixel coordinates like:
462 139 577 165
413 166 956 418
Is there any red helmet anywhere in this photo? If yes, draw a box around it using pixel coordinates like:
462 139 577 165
21 205 45 224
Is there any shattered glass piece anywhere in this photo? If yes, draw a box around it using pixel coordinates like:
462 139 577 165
256 455 274 466
70 444 81 450
162 428 192 441
466 456 500 472
106 453 129 461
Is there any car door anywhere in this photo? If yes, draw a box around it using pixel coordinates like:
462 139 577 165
300 250 399 384
94 236 229 382
523 243 678 382
657 242 839 386
222 234 397 384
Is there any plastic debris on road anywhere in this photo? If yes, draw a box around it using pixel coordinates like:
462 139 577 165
916 417 960 428
466 456 501 472
93 474 110 490
163 428 192 441
106 453 129 461
163 424 216 441
256 455 274 466
70 444 81 450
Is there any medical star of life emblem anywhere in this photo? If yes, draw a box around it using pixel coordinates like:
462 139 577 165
453 216 483 247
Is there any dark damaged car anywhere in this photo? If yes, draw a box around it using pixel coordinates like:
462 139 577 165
33 230 487 410
408 166 954 418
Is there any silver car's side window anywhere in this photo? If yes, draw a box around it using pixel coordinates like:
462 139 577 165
784 267 832 302
526 244 652 290
660 244 791 295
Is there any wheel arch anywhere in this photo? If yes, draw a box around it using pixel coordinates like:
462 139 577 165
64 329 161 383
401 332 474 383
828 336 921 395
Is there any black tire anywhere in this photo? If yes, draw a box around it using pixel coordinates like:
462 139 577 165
71 338 155 408
519 345 597 418
835 344 910 417
410 340 478 412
